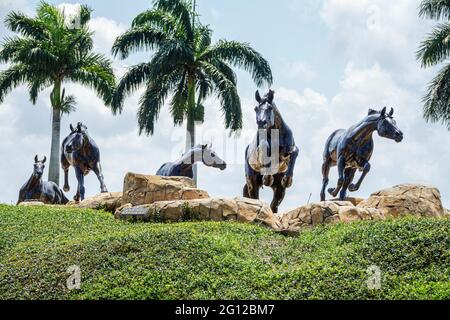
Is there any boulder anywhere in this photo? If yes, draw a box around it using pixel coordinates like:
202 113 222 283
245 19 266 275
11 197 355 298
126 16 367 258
18 201 45 207
122 173 209 206
357 184 445 218
331 197 365 206
278 201 384 234
115 197 281 230
77 192 122 213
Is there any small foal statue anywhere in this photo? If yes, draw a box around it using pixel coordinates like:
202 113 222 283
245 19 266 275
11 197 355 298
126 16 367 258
18 155 69 205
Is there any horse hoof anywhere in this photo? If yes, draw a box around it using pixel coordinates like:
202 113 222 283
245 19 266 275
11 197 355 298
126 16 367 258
101 189 108 193
281 176 293 188
263 175 273 187
348 184 358 192
63 186 70 192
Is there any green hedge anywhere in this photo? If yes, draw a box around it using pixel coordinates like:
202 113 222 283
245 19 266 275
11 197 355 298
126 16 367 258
0 204 448 300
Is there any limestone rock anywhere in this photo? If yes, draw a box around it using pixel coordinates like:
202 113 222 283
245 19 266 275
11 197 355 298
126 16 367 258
357 184 445 218
122 173 209 206
77 192 122 213
332 197 365 206
115 197 281 230
18 201 45 207
278 200 384 235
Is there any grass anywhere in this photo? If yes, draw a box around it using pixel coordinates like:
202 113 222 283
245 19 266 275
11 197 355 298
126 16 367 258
0 204 448 300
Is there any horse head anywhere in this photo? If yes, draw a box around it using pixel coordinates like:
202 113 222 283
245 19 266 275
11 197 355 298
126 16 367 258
372 107 403 143
200 144 226 171
33 155 46 178
65 122 88 153
255 90 276 129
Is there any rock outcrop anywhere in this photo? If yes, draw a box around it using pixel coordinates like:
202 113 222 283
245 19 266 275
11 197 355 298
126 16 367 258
77 192 122 213
277 184 448 235
49 175 448 237
357 184 445 218
122 173 209 206
278 200 384 235
115 197 281 230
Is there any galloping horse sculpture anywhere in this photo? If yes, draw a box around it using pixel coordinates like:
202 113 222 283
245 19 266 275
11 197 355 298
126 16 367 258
244 90 299 213
61 123 107 202
156 144 226 178
320 107 403 201
18 155 68 205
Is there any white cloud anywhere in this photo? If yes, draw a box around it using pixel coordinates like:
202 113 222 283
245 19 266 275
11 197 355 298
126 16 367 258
89 16 127 55
284 61 317 83
321 0 435 87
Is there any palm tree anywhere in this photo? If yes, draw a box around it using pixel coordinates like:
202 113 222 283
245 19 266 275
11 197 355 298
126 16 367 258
111 0 273 183
418 0 450 129
0 2 116 185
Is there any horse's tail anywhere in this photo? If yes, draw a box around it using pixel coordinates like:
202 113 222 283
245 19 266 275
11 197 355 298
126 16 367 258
156 163 168 176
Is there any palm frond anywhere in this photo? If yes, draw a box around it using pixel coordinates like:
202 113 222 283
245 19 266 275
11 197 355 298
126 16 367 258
417 22 450 67
195 24 212 53
4 11 47 40
202 40 273 87
132 9 179 33
79 5 93 26
419 0 450 20
137 70 181 135
146 40 194 78
201 61 242 130
111 25 167 59
68 53 116 106
153 0 194 41
0 64 34 103
28 77 50 104
170 72 188 125
60 89 77 114
36 1 65 30
422 62 450 128
112 63 153 114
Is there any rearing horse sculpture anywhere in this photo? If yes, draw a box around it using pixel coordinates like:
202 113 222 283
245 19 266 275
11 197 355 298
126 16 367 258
156 144 226 178
244 90 299 213
61 123 107 202
320 107 403 201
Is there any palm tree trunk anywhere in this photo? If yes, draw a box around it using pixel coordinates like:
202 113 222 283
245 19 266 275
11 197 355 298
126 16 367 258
186 77 197 185
48 81 62 185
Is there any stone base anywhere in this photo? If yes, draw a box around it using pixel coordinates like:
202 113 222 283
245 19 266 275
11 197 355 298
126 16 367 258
77 192 123 213
115 197 281 230
278 184 448 235
358 184 445 218
122 173 210 206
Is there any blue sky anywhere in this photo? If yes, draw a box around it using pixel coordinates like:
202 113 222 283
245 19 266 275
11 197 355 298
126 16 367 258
0 0 449 211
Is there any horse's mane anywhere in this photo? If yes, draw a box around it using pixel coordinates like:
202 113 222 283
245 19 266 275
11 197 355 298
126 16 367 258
271 103 284 129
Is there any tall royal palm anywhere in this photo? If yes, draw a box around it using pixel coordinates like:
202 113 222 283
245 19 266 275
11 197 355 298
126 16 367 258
418 0 450 129
0 2 115 185
112 0 273 183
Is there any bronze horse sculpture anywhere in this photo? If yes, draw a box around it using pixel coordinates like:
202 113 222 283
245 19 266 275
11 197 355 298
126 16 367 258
61 123 107 202
320 107 403 201
156 144 226 178
17 155 68 205
244 90 299 213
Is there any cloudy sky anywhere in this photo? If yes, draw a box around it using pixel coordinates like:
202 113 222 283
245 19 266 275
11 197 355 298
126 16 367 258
0 0 449 211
